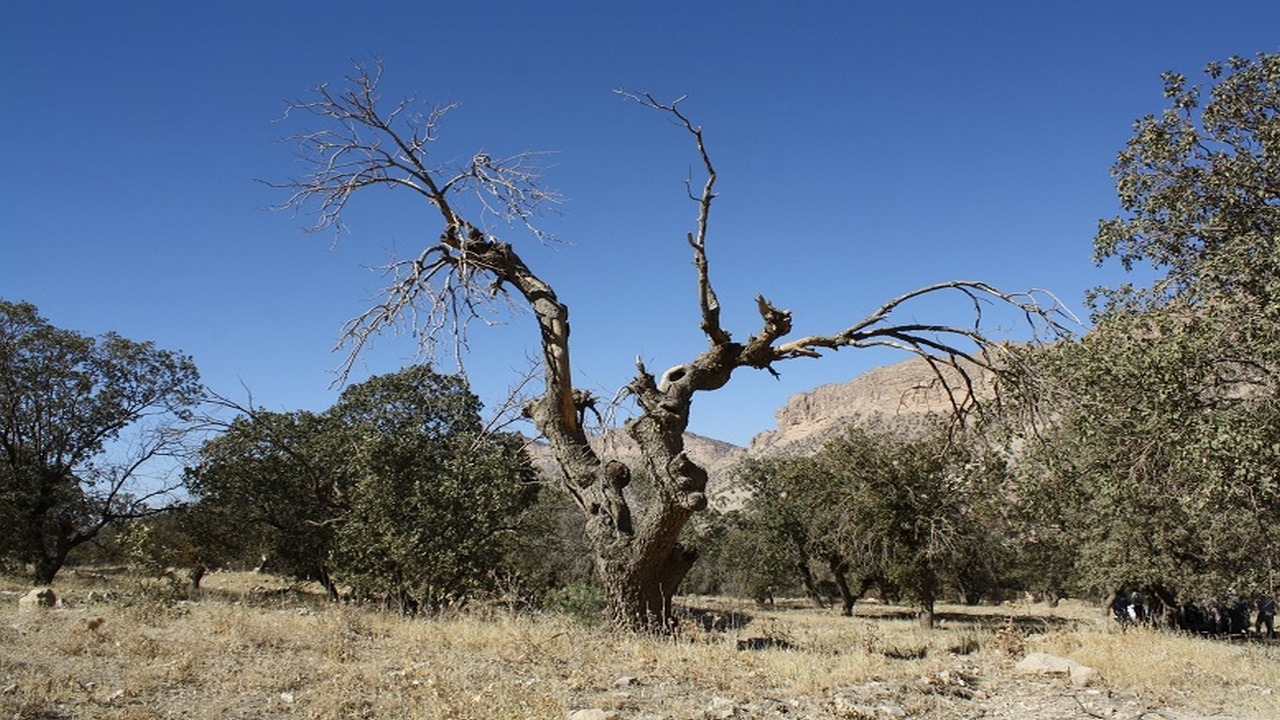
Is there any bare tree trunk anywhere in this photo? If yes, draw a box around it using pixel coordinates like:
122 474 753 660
275 65 1073 632
187 565 206 592
796 561 827 609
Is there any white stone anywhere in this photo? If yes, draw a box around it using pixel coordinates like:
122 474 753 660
705 696 737 719
17 587 56 612
1015 651 1101 686
567 710 617 720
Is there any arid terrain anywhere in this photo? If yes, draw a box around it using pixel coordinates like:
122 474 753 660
2 570 1276 720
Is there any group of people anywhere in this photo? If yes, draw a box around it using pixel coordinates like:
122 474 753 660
1110 587 1276 639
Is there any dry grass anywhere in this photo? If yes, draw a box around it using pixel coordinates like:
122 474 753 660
1032 626 1280 719
1 572 1276 719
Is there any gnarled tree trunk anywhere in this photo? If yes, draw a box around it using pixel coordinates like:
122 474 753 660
277 65 1072 632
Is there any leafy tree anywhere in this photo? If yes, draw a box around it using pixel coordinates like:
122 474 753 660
1012 52 1280 603
1094 52 1280 316
506 487 595 603
327 366 538 611
0 300 202 583
722 423 1010 624
733 455 870 614
273 63 1070 630
188 366 537 608
817 425 1009 628
1013 312 1280 601
186 408 344 594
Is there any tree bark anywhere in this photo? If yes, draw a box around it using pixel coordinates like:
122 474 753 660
916 564 938 629
278 68 1074 632
827 554 871 617
796 560 827 609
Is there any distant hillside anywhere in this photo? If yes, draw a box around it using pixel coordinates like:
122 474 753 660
523 431 747 507
745 355 993 459
524 355 991 511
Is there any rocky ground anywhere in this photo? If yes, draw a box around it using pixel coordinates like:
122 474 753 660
2 574 1276 720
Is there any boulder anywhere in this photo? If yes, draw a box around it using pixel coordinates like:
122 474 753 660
1015 651 1100 687
17 587 57 612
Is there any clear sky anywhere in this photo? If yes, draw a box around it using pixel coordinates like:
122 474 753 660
4 1 1277 447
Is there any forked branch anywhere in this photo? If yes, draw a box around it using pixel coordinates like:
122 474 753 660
617 91 1079 424
617 91 728 345
268 60 562 380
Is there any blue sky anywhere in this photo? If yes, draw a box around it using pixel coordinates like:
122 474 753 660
4 1 1277 447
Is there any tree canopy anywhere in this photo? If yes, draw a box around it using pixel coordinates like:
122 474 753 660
187 366 537 609
1011 52 1280 604
1094 52 1280 315
729 423 1010 627
0 299 202 582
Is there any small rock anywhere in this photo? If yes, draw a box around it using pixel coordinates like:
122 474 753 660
705 696 737 719
831 697 905 718
1069 663 1101 687
17 587 56 612
1014 651 1101 687
567 710 617 720
614 675 639 687
280 691 295 704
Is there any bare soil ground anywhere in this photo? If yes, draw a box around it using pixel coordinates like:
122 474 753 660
1 570 1276 719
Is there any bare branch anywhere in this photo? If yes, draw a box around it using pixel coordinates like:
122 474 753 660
617 90 728 345
268 61 564 383
754 281 1078 420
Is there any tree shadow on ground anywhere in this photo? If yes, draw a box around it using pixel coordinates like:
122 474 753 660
675 599 1093 638
676 603 755 632
868 608 1080 631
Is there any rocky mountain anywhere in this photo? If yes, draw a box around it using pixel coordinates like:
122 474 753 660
527 356 990 510
746 355 993 459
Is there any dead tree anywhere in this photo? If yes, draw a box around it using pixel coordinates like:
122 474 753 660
273 62 1072 631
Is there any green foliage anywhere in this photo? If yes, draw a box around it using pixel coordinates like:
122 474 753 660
328 367 538 611
720 423 1013 620
187 366 538 610
0 299 202 582
187 409 343 587
505 486 595 600
1011 52 1280 602
731 454 845 606
543 581 607 624
1094 52 1280 315
817 425 1012 620
1013 317 1280 598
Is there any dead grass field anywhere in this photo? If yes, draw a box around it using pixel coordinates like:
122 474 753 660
1 570 1276 719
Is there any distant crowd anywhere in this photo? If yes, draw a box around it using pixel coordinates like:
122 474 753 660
1111 587 1276 638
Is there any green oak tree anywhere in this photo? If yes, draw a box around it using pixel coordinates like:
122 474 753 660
734 454 870 614
817 425 1010 628
188 366 537 608
186 408 344 594
327 366 537 612
1012 52 1280 604
0 300 202 583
